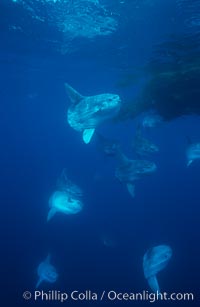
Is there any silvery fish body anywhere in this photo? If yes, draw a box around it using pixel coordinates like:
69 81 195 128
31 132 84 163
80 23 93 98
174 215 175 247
65 83 121 144
36 255 58 288
143 245 172 293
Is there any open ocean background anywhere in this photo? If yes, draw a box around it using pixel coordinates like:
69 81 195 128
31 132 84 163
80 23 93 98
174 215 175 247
1 0 200 306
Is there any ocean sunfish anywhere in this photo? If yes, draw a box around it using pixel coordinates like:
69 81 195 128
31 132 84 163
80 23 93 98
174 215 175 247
132 125 159 157
96 132 120 157
36 254 58 288
142 113 163 128
115 151 157 198
186 140 200 167
65 83 121 144
143 245 172 293
47 190 83 221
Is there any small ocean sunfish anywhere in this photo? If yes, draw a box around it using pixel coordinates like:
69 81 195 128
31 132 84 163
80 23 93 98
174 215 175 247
115 151 157 198
47 190 83 221
186 141 200 167
142 113 163 128
96 132 120 157
143 245 172 293
132 125 159 157
36 255 58 288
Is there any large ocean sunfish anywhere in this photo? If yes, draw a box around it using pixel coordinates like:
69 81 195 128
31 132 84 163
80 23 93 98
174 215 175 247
65 83 121 144
36 255 58 288
143 245 172 293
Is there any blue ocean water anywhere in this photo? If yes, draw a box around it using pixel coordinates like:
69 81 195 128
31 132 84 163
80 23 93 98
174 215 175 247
1 0 200 306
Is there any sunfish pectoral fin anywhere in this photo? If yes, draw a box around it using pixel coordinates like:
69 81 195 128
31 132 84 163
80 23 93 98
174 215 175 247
47 208 57 222
64 83 84 105
187 159 193 167
36 277 43 289
147 275 160 293
127 183 135 198
83 128 95 144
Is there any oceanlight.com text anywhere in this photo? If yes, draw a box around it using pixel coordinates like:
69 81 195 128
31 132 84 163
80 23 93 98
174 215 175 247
22 290 195 303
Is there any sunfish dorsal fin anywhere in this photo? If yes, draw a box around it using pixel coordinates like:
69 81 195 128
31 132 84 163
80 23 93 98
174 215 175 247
127 183 135 198
64 83 84 105
147 275 160 293
47 208 57 222
83 128 95 144
36 277 43 289
45 254 51 264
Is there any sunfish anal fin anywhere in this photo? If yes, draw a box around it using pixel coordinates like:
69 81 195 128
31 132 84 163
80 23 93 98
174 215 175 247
36 277 43 289
47 208 57 222
127 183 135 198
147 275 160 293
64 83 84 105
83 128 95 144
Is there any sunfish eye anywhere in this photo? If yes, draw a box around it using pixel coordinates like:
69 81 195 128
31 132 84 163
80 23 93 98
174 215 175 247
49 271 57 279
163 251 170 259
